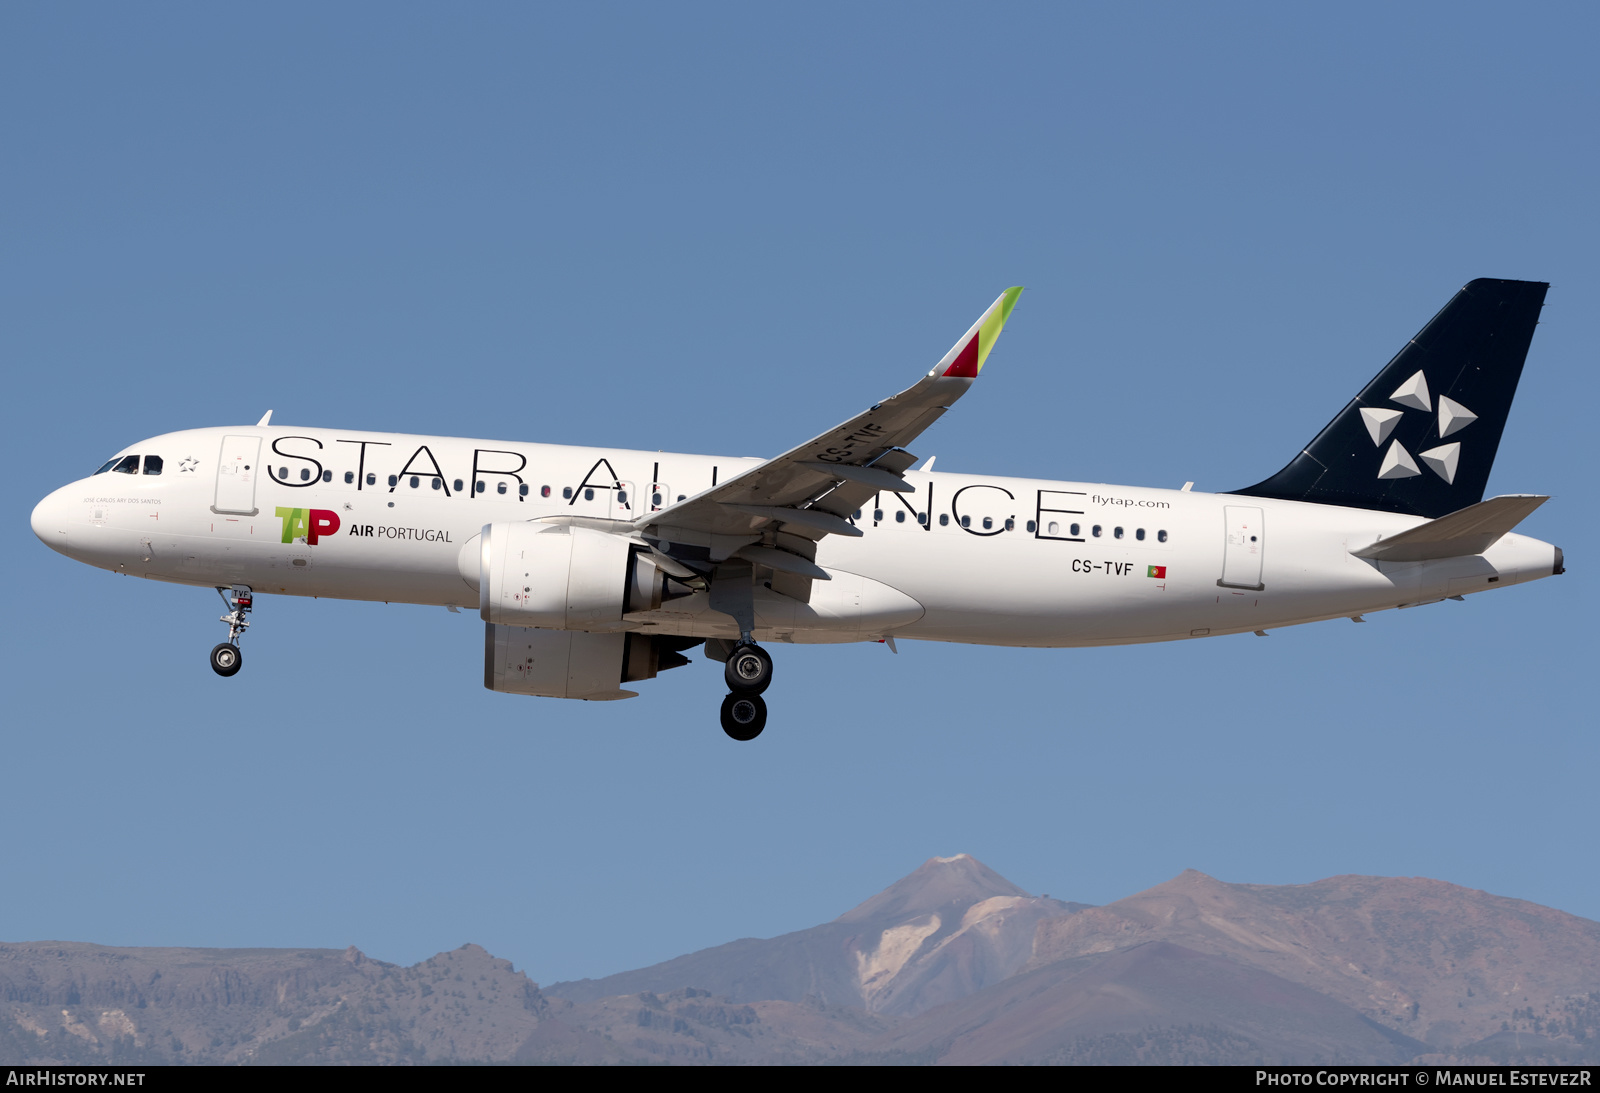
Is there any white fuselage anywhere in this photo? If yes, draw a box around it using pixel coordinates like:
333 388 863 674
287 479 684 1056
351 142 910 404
31 425 1561 648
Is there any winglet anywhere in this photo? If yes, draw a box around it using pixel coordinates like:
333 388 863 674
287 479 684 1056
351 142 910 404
932 287 1024 379
256 410 273 427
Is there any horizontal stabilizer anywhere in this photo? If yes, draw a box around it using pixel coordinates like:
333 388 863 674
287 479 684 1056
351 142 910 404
1351 494 1548 562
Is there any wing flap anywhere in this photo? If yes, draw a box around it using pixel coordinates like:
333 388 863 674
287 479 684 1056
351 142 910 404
734 544 832 580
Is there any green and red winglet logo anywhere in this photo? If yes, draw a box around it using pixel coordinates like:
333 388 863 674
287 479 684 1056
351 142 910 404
276 507 341 545
938 287 1024 379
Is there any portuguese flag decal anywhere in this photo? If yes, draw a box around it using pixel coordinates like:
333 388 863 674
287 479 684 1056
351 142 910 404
1147 565 1167 578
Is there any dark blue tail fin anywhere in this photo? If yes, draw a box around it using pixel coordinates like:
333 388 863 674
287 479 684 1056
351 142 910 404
1233 278 1548 519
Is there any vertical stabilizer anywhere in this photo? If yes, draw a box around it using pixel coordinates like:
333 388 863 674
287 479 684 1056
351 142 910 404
1233 278 1547 518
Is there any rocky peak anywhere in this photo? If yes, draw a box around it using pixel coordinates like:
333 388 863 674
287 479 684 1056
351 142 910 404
835 854 1033 925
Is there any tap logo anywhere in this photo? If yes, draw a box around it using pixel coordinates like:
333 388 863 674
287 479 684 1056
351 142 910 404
276 507 341 545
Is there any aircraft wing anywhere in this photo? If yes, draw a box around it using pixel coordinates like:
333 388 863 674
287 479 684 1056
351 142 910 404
633 288 1023 578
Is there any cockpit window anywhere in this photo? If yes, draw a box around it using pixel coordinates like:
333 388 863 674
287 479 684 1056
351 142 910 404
93 458 118 475
142 455 163 476
111 455 140 475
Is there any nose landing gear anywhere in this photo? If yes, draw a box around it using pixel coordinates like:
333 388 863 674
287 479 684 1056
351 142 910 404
211 586 253 678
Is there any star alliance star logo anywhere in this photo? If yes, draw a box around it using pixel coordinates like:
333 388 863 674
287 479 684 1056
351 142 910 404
179 457 199 473
1360 371 1476 484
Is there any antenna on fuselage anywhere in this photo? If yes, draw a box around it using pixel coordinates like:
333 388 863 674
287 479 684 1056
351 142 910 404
256 410 273 427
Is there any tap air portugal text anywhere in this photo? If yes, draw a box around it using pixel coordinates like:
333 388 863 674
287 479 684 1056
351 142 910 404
30 280 1564 739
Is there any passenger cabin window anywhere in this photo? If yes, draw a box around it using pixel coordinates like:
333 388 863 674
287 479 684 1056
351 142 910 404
1092 525 1102 537
542 486 552 498
960 515 971 528
366 473 376 486
519 484 529 497
409 476 420 488
431 477 442 490
497 482 507 495
388 475 398 487
1004 518 1015 531
1071 523 1081 536
563 487 573 499
895 510 906 523
1158 530 1168 542
112 455 140 474
475 481 486 493
584 488 595 501
301 468 312 481
1136 528 1145 541
143 455 163 475
344 471 355 484
321 470 332 483
453 479 464 492
617 490 627 505
873 509 884 522
1113 526 1123 539
1026 520 1036 532
939 514 949 526
982 517 993 530
650 492 661 505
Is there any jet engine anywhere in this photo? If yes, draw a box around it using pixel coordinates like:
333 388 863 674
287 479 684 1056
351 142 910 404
470 521 697 699
471 521 666 631
484 625 697 700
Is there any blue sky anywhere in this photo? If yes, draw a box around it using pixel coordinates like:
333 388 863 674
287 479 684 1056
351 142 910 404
2 3 1594 985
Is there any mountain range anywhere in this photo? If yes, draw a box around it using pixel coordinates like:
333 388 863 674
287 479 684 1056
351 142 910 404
3 855 1596 1064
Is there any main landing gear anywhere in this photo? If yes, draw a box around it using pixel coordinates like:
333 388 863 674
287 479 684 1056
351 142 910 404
211 586 253 678
720 693 767 741
718 640 773 741
724 643 773 694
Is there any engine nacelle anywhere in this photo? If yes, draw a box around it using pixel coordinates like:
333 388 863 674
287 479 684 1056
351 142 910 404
474 522 664 631
484 625 696 700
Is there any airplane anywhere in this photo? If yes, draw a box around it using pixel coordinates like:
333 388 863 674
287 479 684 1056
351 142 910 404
30 279 1562 741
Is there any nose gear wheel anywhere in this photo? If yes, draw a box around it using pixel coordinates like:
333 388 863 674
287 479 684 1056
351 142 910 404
210 643 243 677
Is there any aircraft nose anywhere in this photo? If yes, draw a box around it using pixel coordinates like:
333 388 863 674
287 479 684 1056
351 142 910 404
31 485 75 555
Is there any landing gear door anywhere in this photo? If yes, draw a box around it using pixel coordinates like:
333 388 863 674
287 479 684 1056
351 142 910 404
213 435 262 516
1219 505 1265 590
